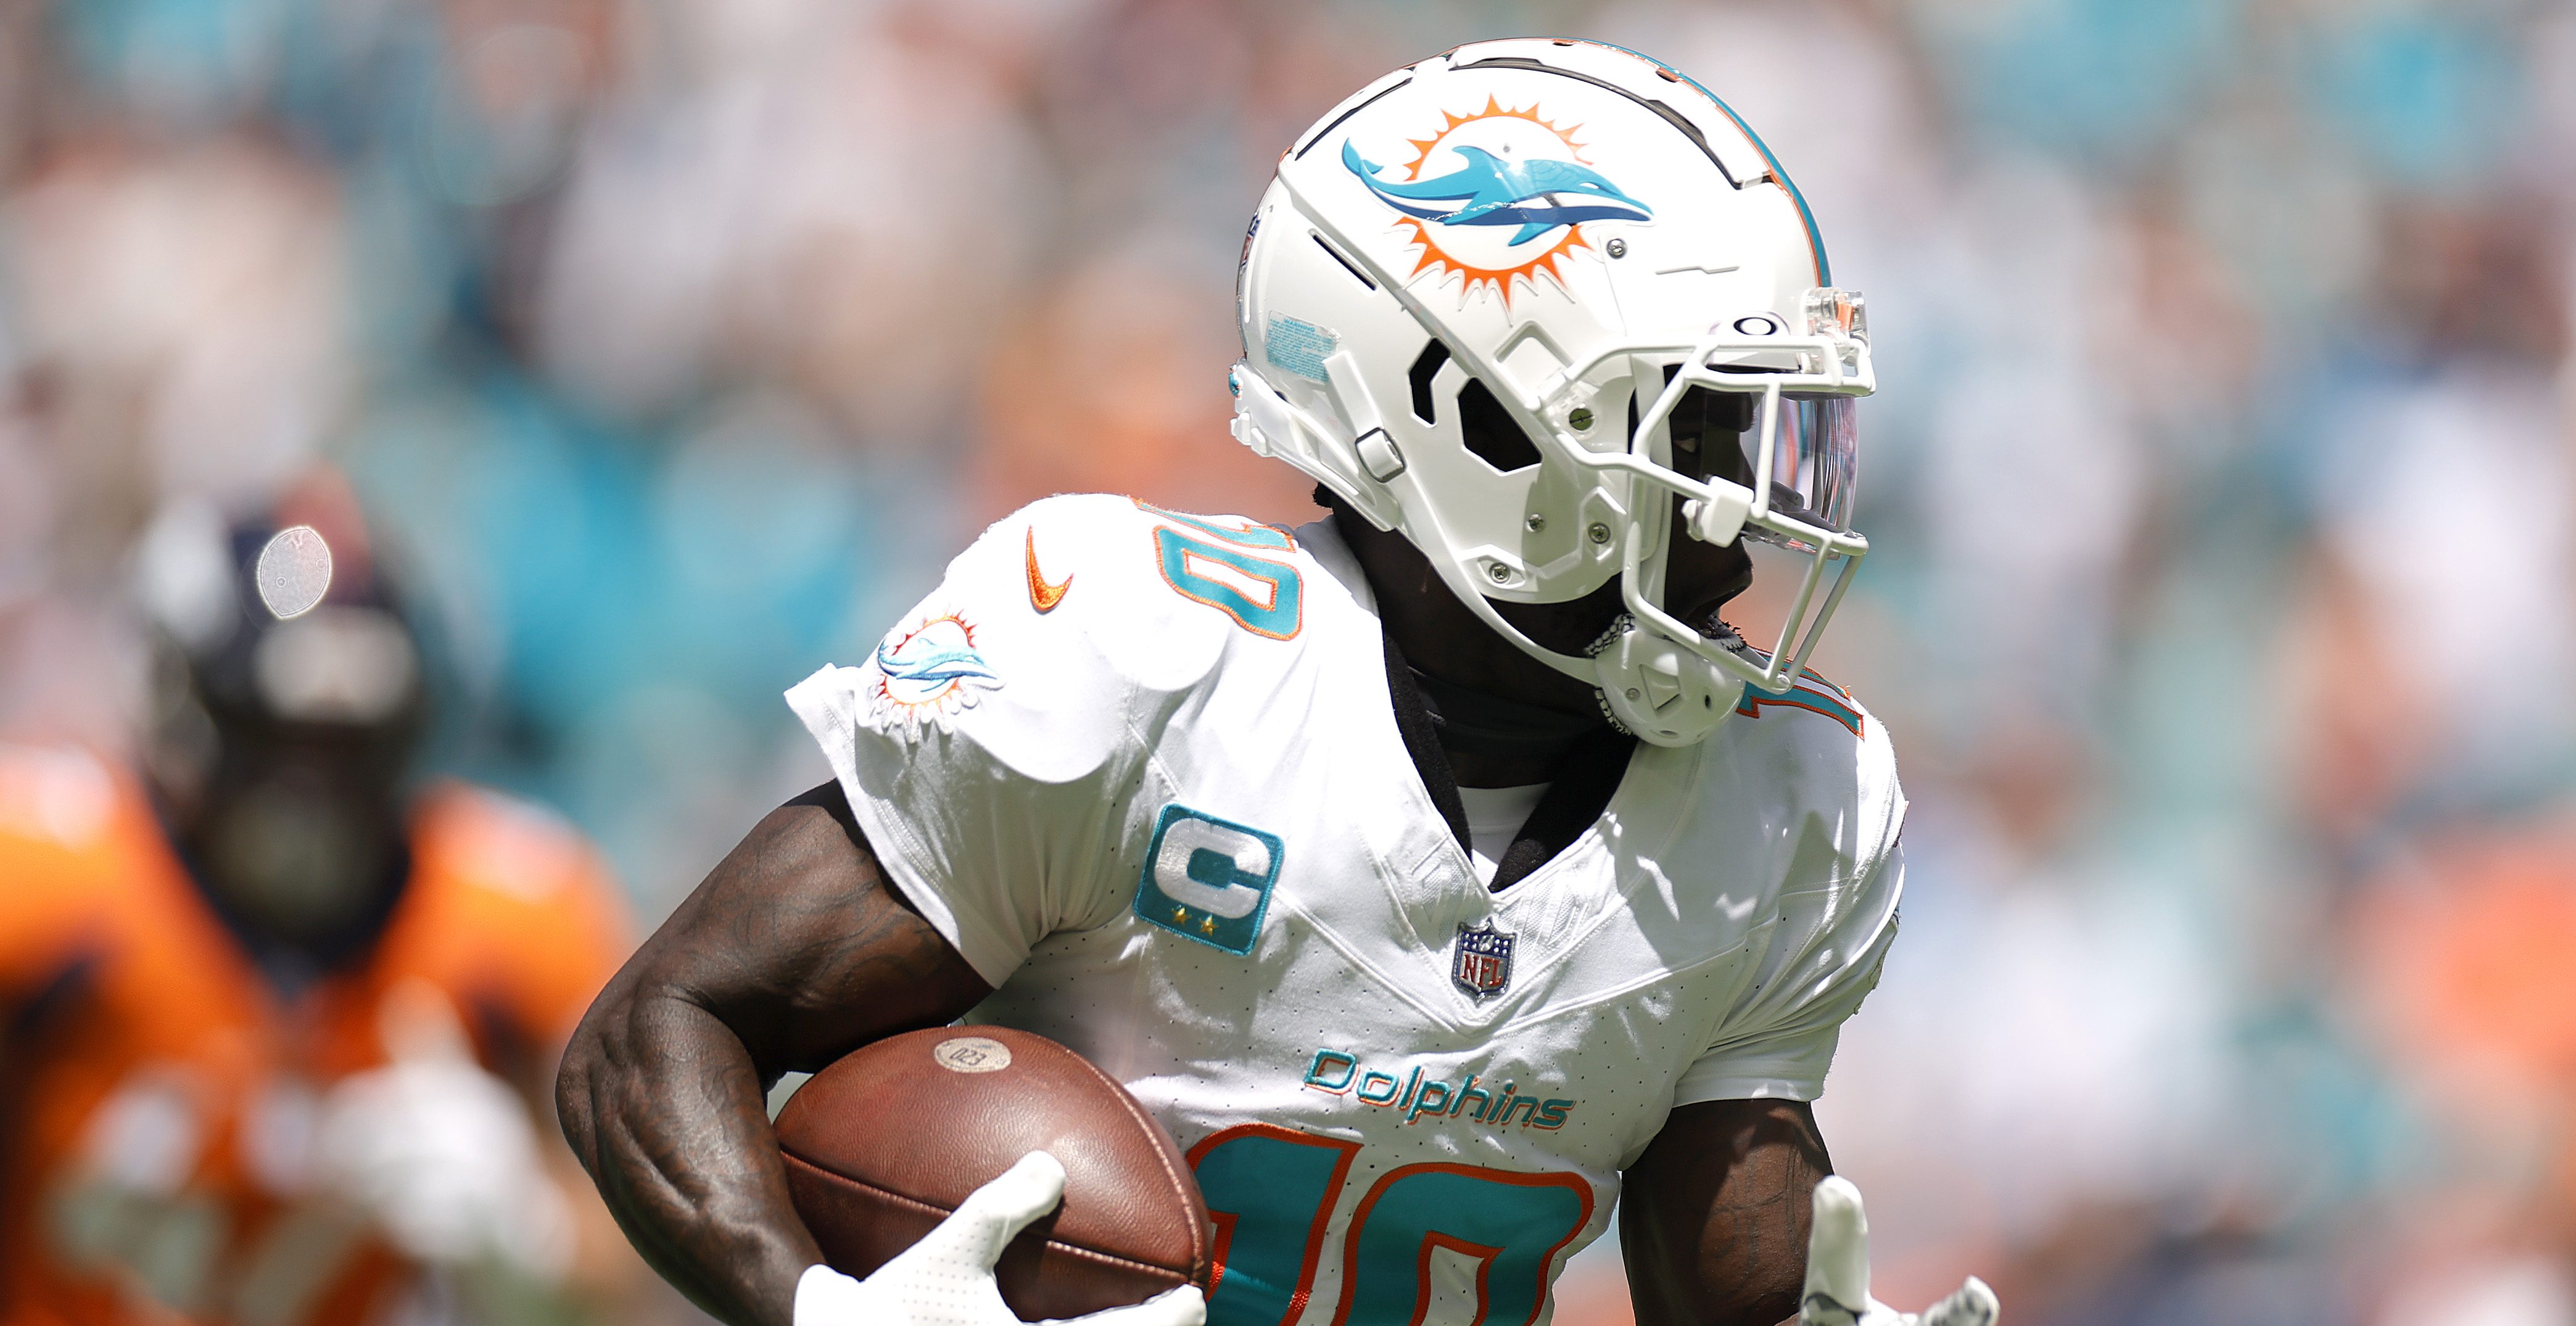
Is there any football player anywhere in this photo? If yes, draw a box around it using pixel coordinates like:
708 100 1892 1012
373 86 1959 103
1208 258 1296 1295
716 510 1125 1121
0 477 634 1324
558 40 1997 1326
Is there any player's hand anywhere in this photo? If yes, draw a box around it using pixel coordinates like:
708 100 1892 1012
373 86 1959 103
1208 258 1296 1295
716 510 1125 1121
1799 1176 1998 1326
315 981 569 1273
793 1151 1206 1326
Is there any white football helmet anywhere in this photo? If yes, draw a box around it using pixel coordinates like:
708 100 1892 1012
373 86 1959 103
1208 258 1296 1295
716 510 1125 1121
1230 38 1872 746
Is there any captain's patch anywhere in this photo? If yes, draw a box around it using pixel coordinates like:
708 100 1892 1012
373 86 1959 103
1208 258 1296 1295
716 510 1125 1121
1134 804 1283 955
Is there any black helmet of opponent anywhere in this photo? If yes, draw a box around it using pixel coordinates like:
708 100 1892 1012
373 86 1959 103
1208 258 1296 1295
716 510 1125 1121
133 471 429 981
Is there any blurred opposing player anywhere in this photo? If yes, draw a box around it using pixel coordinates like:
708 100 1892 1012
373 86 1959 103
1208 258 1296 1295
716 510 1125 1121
0 479 632 1325
559 40 1995 1326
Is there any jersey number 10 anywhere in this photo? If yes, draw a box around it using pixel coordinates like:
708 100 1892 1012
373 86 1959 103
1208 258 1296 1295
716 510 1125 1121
1147 512 1305 641
1189 1123 1594 1326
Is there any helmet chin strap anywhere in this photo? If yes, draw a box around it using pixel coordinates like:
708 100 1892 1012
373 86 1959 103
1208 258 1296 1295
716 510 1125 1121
1387 471 1748 747
1387 482 1605 685
1409 543 1740 747
1427 550 1606 680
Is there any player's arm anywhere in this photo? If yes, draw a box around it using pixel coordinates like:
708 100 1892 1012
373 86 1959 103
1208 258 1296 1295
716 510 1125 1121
554 782 993 1326
1622 1103 1997 1326
1620 1097 1832 1326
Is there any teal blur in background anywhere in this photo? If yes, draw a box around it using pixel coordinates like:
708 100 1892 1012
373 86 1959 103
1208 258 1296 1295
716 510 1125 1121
6 2 2576 1324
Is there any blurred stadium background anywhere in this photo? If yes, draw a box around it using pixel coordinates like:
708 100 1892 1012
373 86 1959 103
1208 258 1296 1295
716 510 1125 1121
4 0 2576 1322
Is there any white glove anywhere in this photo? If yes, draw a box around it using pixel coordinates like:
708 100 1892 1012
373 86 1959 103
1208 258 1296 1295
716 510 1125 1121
315 981 570 1274
794 1151 1206 1326
1799 1176 1998 1326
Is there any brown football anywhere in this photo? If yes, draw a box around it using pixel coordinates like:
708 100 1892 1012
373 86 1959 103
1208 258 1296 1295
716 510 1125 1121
774 1026 1212 1320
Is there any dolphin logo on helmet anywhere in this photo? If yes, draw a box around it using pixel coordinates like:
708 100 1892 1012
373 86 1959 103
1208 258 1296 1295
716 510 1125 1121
1340 140 1652 246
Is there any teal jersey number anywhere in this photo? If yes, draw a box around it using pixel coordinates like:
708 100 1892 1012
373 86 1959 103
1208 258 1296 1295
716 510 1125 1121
1192 1125 1361 1326
1140 504 1304 640
1190 1127 1595 1326
1335 1164 1593 1326
1152 527 1303 640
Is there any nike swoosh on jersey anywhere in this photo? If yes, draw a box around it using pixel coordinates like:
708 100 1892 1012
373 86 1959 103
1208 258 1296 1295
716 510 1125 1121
1025 527 1071 612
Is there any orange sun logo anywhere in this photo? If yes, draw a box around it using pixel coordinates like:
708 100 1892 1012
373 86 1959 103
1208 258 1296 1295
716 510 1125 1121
1385 98 1601 307
870 609 1002 728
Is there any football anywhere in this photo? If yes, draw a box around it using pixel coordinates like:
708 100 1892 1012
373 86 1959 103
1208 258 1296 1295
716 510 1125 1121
774 1026 1212 1319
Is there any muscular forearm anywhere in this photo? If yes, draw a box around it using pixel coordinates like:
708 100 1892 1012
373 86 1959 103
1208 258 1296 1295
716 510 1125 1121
558 982 818 1326
556 789 993 1326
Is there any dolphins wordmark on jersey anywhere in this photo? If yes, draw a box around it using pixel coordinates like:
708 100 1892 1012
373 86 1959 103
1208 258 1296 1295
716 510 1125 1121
787 493 1904 1326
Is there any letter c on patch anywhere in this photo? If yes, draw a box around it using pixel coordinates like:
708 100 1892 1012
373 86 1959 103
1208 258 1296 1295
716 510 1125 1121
1132 804 1284 956
1154 817 1272 918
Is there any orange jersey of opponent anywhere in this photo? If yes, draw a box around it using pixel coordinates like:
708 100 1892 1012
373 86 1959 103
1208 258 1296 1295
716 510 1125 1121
0 745 631 1326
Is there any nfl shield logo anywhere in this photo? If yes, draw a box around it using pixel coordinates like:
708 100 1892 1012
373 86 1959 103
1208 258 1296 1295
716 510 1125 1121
1452 921 1515 1002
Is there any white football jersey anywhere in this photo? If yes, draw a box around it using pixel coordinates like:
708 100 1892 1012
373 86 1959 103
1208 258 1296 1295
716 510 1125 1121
788 495 1903 1326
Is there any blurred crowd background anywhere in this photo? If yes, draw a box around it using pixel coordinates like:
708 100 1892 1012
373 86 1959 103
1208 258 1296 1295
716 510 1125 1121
4 0 2576 1322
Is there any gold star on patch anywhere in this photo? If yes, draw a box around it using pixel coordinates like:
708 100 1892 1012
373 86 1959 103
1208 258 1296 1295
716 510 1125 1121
1173 907 1188 922
1200 916 1216 934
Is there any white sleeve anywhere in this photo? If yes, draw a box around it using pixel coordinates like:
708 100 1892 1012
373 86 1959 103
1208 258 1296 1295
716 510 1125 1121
785 501 1150 987
1672 837 1904 1105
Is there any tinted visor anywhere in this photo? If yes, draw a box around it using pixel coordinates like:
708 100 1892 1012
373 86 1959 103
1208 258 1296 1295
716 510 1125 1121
1660 382 1859 538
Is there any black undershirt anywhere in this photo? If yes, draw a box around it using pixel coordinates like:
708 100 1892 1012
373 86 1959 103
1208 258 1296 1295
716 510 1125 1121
1379 629 1638 891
